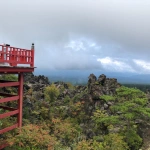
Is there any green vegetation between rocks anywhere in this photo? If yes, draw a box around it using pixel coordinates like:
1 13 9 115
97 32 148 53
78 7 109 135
1 73 150 150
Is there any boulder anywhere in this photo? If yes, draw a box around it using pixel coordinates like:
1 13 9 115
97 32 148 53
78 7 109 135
87 74 120 100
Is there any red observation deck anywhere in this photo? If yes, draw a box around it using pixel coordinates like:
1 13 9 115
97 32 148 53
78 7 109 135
0 44 35 149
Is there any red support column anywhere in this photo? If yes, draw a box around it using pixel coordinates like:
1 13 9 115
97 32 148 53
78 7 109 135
0 43 35 149
18 73 23 128
31 43 34 67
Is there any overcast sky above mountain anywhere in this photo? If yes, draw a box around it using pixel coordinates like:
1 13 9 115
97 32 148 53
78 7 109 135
0 0 150 74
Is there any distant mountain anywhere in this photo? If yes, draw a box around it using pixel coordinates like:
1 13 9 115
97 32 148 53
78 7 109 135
34 69 150 84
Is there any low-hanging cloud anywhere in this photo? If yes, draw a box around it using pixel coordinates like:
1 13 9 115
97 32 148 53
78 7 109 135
0 0 150 73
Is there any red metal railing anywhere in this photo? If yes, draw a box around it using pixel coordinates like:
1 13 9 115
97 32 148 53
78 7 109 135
0 44 34 67
0 74 24 149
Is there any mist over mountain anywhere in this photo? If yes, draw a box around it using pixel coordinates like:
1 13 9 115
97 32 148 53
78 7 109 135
34 69 150 84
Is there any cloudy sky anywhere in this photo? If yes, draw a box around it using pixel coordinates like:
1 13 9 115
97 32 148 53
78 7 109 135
0 0 150 74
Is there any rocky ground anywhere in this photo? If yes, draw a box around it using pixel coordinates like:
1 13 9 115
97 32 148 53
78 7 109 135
23 73 150 149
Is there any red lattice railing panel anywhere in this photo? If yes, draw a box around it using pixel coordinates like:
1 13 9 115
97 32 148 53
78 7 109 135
0 45 34 67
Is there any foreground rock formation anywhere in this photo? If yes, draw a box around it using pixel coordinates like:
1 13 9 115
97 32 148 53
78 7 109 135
23 73 121 136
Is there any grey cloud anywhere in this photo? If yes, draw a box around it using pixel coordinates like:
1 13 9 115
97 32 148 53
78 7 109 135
0 0 150 71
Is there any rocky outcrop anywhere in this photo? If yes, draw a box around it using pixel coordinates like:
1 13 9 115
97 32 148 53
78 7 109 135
24 73 50 92
24 73 120 102
23 73 50 109
24 73 50 85
52 74 120 103
88 74 121 100
23 73 119 113
71 74 121 119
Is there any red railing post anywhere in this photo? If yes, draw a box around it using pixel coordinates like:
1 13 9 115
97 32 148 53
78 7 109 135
18 73 23 128
31 43 34 67
1 46 4 62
